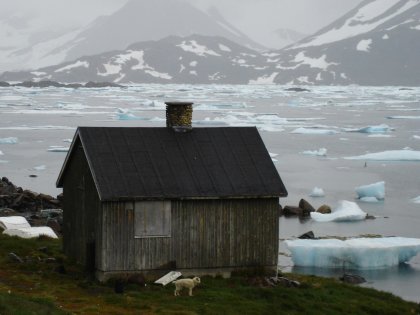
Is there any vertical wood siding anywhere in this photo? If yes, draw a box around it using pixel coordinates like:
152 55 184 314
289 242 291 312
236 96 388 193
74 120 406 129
101 198 279 272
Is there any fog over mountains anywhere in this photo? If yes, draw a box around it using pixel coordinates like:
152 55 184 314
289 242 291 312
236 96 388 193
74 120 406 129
1 0 419 86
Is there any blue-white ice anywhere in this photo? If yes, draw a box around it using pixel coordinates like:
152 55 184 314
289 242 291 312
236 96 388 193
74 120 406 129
285 237 420 269
309 187 325 197
356 181 385 200
411 196 420 204
0 137 18 144
114 108 145 120
310 200 367 222
344 124 393 134
291 127 338 135
302 148 327 156
345 150 420 161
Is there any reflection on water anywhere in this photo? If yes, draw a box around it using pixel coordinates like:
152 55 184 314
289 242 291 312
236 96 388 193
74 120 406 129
287 263 420 303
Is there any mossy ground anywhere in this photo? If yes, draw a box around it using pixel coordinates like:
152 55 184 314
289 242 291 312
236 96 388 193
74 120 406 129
0 233 419 315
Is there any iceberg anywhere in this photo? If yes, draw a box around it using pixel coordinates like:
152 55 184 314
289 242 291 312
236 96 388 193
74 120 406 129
0 137 18 144
344 150 420 161
355 181 385 200
3 227 58 239
302 148 327 156
0 216 31 230
411 196 420 204
309 187 325 197
47 146 69 152
285 237 420 269
310 201 366 222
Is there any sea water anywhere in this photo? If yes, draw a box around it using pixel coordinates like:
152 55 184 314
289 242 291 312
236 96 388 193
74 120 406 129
1 84 419 302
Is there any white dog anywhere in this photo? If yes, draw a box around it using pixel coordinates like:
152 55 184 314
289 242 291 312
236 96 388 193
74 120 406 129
173 277 201 296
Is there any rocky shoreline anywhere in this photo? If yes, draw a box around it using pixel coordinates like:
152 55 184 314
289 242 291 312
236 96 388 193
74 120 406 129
0 80 123 88
0 177 62 234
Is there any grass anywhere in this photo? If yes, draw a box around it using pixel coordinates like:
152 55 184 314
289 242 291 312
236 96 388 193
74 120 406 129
0 233 419 315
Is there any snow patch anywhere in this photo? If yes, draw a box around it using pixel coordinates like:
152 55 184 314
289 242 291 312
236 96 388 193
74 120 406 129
218 44 231 52
293 52 338 70
177 40 221 57
55 60 89 72
4 227 58 239
249 73 278 84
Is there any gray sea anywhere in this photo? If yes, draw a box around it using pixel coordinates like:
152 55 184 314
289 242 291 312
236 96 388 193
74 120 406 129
1 84 419 302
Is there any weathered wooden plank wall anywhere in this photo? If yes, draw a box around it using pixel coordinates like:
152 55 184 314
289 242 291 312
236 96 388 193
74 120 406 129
62 142 101 269
100 198 279 272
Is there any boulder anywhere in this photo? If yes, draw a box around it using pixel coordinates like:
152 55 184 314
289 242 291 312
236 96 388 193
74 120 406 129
317 205 332 214
299 199 316 213
283 206 309 217
285 87 310 92
298 231 315 239
0 81 10 87
339 274 366 284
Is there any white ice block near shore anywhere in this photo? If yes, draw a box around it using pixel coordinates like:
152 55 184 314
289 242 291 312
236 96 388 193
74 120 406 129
310 200 366 222
3 227 58 239
356 181 385 200
285 237 420 269
0 216 31 230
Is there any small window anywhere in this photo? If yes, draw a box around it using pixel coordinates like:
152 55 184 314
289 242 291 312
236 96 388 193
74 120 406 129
134 201 171 238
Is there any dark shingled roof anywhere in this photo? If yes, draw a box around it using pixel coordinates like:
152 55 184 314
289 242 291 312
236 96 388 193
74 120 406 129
57 127 287 201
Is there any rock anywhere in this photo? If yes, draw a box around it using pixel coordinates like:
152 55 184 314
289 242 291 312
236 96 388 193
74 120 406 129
84 81 123 88
47 219 61 234
299 199 316 213
0 208 17 216
9 252 23 263
366 214 376 220
276 277 301 287
285 87 310 92
29 175 38 178
14 80 66 88
317 205 332 214
298 231 315 239
283 206 308 217
339 274 366 284
0 81 10 87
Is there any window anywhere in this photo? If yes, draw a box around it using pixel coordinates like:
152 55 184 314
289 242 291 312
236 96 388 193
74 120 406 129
134 201 171 238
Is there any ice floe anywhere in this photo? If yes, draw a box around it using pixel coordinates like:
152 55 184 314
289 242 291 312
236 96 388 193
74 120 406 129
355 181 385 200
344 124 393 134
309 187 325 197
47 146 69 152
310 200 367 222
0 216 31 230
411 196 420 204
114 108 145 120
345 150 420 161
0 150 3 155
302 148 327 156
33 165 46 171
291 128 338 135
387 116 420 119
0 137 18 144
3 226 58 239
285 237 420 269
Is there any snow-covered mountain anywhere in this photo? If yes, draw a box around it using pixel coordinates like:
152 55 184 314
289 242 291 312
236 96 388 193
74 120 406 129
272 28 307 49
268 0 420 85
0 0 264 72
0 35 268 84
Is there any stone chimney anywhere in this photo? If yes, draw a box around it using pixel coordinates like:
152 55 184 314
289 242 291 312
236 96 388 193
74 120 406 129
165 101 193 132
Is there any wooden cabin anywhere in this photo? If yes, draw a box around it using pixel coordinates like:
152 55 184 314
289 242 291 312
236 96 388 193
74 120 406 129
56 102 287 281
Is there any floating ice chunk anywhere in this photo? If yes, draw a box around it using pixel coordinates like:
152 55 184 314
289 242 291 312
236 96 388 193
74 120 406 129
0 216 31 230
0 150 3 155
412 135 420 140
359 196 380 203
3 226 58 239
47 146 69 152
291 128 338 135
345 150 420 161
345 124 393 134
115 108 144 120
0 137 18 144
367 134 393 138
310 200 366 222
387 116 420 119
63 139 73 143
309 187 325 197
285 237 420 269
356 181 385 200
411 196 420 204
302 148 327 156
33 165 46 171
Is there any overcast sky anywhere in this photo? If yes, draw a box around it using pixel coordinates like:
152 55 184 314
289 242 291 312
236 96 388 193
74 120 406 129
1 0 364 42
